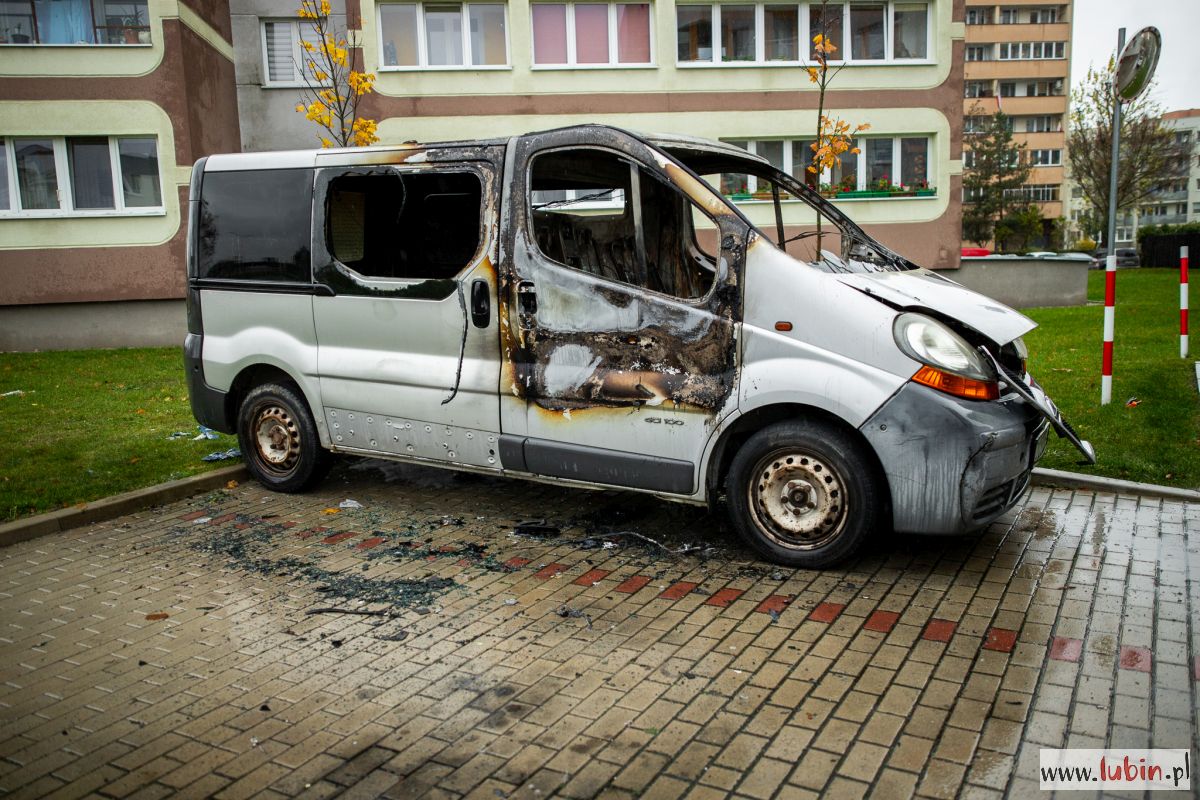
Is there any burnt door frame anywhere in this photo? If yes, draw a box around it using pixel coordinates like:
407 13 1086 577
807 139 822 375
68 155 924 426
496 126 749 493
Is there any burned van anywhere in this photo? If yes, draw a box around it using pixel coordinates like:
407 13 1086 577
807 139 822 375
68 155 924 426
184 125 1093 568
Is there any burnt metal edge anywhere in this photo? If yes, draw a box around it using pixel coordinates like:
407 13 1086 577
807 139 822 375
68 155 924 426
1030 468 1200 502
0 465 249 549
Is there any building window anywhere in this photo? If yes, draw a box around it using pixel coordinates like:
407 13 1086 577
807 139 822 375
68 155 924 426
1028 148 1061 166
0 136 161 215
378 1 508 68
676 1 928 65
1027 79 1063 96
532 3 651 66
999 81 1015 97
1024 115 1061 132
998 41 1064 60
964 81 993 98
720 135 932 195
964 7 990 25
965 44 990 61
0 0 150 45
261 20 323 85
1005 183 1059 202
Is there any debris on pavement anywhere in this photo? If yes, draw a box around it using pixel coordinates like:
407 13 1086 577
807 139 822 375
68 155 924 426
339 499 364 509
555 605 593 629
512 519 561 537
304 607 389 617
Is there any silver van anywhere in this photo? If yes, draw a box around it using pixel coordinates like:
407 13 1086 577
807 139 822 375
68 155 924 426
184 125 1092 567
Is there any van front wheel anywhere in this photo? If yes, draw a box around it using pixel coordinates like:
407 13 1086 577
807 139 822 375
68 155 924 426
237 383 331 493
725 419 881 568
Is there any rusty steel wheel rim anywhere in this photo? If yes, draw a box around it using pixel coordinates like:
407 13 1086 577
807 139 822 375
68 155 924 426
252 404 301 475
747 448 848 550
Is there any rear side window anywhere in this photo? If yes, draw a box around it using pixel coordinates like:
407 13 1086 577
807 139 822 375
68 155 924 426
325 171 482 280
197 168 313 282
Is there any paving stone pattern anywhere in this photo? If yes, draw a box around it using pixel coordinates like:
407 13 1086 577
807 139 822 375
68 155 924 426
0 460 1197 799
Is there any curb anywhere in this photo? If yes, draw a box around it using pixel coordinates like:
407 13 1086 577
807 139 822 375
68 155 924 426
1032 467 1200 502
0 464 249 549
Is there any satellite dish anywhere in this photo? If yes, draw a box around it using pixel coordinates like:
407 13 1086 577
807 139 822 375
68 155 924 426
1113 26 1161 103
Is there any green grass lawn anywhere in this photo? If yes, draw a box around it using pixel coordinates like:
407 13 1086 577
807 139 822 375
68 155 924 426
0 348 240 522
0 268 1194 522
1024 268 1199 489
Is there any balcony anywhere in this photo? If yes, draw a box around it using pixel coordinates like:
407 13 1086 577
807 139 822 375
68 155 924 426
965 23 1071 43
965 60 1070 81
964 95 1068 115
1150 190 1188 203
1143 214 1187 227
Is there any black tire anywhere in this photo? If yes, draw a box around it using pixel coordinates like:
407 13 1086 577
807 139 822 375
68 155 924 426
724 418 882 568
237 382 332 493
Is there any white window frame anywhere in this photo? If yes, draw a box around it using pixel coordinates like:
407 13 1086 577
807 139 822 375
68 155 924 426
725 135 934 197
260 19 322 88
529 2 656 69
965 44 991 62
0 135 164 219
998 40 1064 60
376 1 511 71
675 1 932 68
1029 148 1062 167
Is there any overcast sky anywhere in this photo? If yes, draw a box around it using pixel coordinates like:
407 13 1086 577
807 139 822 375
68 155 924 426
1069 0 1200 112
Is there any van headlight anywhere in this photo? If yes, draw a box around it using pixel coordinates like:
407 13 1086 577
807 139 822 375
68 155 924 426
893 312 998 401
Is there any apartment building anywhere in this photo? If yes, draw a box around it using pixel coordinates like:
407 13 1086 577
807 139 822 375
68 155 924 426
1135 109 1200 232
235 0 965 270
1068 109 1200 247
0 0 241 349
963 0 1070 247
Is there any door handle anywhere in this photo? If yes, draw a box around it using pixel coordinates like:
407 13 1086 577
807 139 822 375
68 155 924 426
470 279 490 328
517 280 538 317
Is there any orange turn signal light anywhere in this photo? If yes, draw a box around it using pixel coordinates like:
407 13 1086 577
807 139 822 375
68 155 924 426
912 365 998 401
774 321 793 332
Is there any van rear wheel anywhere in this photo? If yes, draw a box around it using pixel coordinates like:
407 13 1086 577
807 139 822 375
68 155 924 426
725 419 881 568
237 382 331 493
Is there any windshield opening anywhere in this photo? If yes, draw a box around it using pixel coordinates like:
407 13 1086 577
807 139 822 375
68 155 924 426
664 148 917 274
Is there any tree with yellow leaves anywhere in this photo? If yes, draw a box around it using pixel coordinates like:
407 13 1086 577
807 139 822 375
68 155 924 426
293 0 378 148
804 0 869 251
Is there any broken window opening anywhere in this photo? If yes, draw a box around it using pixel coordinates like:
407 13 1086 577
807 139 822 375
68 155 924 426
326 170 483 281
529 148 717 300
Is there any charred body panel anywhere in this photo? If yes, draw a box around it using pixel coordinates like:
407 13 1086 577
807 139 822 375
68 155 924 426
861 382 1046 535
501 126 745 417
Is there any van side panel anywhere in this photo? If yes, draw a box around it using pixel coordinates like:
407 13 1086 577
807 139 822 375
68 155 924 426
196 290 322 438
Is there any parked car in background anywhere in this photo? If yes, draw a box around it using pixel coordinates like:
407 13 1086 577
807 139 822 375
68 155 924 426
1116 248 1140 268
1090 248 1141 269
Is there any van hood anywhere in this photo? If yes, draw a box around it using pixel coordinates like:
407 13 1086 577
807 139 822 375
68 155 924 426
836 268 1036 345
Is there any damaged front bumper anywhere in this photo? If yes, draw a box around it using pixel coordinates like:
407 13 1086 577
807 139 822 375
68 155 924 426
861 382 1049 535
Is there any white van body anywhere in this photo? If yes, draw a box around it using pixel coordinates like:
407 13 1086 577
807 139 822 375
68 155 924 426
184 125 1092 567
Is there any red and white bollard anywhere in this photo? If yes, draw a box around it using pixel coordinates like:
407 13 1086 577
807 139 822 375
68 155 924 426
1181 245 1190 358
1101 254 1116 405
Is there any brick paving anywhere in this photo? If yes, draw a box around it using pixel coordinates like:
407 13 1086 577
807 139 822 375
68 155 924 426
0 459 1197 799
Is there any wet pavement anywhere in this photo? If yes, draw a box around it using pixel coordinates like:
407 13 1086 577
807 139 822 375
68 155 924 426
0 459 1197 799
